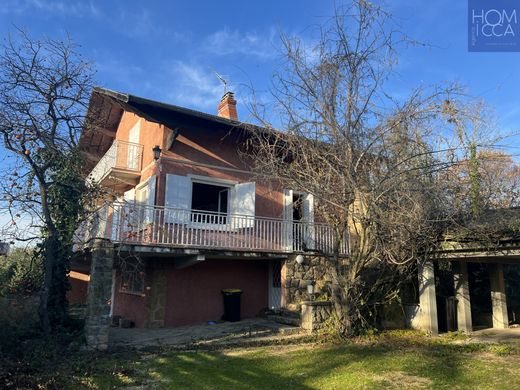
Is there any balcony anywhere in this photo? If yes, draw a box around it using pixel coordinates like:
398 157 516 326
78 202 350 256
87 140 143 190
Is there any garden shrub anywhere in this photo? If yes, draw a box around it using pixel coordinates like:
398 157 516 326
0 248 43 296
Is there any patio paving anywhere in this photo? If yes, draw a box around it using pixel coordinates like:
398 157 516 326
109 318 303 349
469 327 520 343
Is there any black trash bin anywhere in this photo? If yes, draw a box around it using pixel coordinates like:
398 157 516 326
222 289 243 322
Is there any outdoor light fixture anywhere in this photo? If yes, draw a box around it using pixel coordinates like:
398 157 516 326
307 282 315 301
295 254 304 265
152 145 162 161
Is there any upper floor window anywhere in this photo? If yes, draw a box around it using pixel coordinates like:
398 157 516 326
191 182 229 224
164 174 255 226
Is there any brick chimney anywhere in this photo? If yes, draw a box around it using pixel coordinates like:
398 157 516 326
217 91 238 120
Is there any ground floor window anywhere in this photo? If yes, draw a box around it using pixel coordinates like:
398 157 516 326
120 259 145 295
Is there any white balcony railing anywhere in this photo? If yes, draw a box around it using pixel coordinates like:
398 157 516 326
77 202 349 256
88 140 143 183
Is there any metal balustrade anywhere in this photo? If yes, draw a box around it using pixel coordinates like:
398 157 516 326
88 140 143 183
76 202 349 256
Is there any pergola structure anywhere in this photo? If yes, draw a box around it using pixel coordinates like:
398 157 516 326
417 211 520 335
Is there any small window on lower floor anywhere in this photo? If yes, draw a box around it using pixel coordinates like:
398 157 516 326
120 259 145 295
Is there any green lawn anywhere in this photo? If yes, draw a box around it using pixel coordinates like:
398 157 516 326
74 335 520 389
5 333 520 389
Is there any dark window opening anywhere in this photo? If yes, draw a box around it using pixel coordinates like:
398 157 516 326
191 182 229 223
293 193 304 249
468 262 493 329
293 194 304 221
120 260 145 295
435 261 457 333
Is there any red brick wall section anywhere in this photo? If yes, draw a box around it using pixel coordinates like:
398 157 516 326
164 259 269 327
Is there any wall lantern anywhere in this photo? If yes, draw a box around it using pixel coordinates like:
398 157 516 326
152 145 162 161
295 254 304 265
307 282 315 301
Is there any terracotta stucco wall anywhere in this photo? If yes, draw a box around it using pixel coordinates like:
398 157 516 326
163 259 269 326
155 160 283 219
112 258 269 328
112 270 148 328
115 111 166 185
157 125 283 218
113 110 285 217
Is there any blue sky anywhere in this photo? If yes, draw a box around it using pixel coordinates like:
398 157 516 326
0 0 519 239
0 0 519 149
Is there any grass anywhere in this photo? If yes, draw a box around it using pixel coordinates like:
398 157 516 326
5 331 520 389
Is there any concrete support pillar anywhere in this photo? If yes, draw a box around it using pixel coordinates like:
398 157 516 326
489 263 509 329
85 239 114 350
418 259 438 335
453 261 472 333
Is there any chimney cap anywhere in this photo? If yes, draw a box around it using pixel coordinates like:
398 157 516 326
221 91 236 101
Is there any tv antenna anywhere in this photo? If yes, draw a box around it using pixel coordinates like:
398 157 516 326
214 71 229 94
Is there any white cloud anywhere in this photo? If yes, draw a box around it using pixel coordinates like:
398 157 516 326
165 61 225 110
205 28 278 60
0 0 101 18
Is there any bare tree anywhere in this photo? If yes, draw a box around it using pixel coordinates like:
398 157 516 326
478 150 520 209
246 1 486 334
0 30 96 333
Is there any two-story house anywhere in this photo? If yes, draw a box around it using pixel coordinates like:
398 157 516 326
72 87 349 344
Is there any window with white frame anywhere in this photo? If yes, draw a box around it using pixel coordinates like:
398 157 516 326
164 174 256 226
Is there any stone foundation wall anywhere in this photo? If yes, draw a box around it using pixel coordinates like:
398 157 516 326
284 254 332 307
146 263 167 328
85 239 114 351
301 301 333 332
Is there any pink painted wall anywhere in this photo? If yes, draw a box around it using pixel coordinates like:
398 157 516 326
160 125 284 219
163 259 269 326
111 258 269 328
112 270 148 328
111 108 285 219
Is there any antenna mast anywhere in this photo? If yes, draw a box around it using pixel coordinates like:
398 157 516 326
214 71 228 95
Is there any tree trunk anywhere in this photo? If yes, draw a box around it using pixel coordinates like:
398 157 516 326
328 254 353 336
38 237 55 334
38 233 69 333
331 287 352 335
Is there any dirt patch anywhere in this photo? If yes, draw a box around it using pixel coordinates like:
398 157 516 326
223 342 321 357
374 371 433 389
